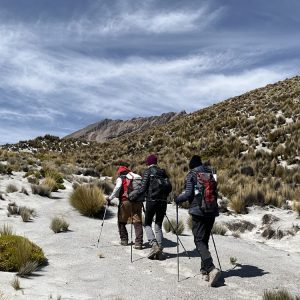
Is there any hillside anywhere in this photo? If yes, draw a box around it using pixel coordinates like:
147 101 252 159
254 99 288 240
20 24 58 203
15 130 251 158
1 76 300 214
65 112 186 142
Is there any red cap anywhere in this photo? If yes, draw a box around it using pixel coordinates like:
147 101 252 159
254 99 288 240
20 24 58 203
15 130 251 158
117 166 131 174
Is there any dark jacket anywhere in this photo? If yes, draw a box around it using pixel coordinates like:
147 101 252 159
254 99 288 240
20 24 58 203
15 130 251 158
176 165 219 217
137 165 169 201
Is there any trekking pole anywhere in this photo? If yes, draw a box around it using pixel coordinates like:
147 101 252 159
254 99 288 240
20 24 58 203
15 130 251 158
164 214 191 259
97 204 108 248
176 203 179 282
211 233 222 272
130 208 133 263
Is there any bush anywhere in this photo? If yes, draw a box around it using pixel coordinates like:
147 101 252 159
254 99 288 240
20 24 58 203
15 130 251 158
225 220 255 233
6 184 18 193
50 217 69 233
211 223 227 235
163 218 185 235
263 289 298 300
69 184 105 217
31 184 51 197
229 195 247 214
19 207 35 222
42 167 65 190
0 235 47 275
42 177 58 192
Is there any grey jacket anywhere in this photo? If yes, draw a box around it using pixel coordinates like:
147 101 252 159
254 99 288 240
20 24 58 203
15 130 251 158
176 165 219 217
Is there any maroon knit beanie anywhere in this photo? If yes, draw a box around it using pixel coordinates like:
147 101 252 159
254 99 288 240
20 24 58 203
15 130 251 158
146 154 157 166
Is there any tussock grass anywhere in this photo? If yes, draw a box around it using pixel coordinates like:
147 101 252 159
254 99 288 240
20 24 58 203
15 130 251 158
50 217 69 233
163 218 185 235
17 261 39 277
225 220 255 233
6 184 18 193
10 276 21 290
292 201 300 216
31 184 51 197
263 289 298 300
69 184 105 217
229 195 247 214
42 177 57 191
211 223 227 235
0 224 14 236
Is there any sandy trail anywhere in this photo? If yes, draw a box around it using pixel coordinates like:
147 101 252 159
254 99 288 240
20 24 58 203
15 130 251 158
0 173 299 299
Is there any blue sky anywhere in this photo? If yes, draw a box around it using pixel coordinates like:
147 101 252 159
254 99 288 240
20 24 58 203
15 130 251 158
0 0 300 144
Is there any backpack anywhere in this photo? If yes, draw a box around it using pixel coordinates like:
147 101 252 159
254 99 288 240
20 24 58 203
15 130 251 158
193 171 218 213
148 167 172 200
120 173 145 202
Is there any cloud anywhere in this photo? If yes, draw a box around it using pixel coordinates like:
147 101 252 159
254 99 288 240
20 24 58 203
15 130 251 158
0 0 300 144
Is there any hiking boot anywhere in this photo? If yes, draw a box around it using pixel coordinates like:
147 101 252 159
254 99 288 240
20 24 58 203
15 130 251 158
148 243 160 259
120 240 128 246
202 274 209 282
134 244 143 250
208 268 221 287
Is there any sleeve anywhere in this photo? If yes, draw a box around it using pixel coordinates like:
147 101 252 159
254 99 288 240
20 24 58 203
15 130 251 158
136 168 151 195
176 172 194 203
109 177 122 200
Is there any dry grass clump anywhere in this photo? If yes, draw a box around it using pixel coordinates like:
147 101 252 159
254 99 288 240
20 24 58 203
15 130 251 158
6 184 18 193
263 289 298 300
42 177 57 191
211 223 228 235
7 203 36 222
50 217 69 233
31 184 52 197
69 184 105 217
163 218 185 235
292 201 300 215
225 220 255 233
0 224 14 236
262 214 280 225
10 276 21 290
229 194 247 214
95 179 114 195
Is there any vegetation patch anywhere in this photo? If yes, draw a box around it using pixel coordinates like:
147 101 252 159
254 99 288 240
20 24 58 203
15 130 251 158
263 289 299 300
69 184 105 217
163 218 185 235
211 223 228 235
0 235 47 275
50 217 69 233
225 220 256 233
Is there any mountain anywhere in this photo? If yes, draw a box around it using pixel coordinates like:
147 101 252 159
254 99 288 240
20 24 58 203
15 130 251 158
2 76 300 214
65 111 187 142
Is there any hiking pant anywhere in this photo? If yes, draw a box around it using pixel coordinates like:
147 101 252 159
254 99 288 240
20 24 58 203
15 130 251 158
144 201 167 247
192 215 215 274
118 201 143 245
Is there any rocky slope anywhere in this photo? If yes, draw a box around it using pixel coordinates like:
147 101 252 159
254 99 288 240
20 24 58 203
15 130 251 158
65 111 186 142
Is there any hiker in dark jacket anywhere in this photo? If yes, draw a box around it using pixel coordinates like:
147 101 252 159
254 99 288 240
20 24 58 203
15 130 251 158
176 155 220 287
107 166 143 249
134 154 172 259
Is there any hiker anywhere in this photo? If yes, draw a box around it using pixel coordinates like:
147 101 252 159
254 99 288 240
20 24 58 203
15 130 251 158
106 166 143 249
131 154 172 259
175 155 220 287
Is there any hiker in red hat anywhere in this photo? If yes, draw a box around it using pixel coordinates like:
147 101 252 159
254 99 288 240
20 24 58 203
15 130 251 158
107 166 143 249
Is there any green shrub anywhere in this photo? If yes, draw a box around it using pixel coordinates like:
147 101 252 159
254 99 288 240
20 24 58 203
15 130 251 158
31 184 51 197
6 184 18 193
163 218 185 235
211 223 227 235
263 289 298 300
0 235 47 274
69 184 105 217
50 217 69 233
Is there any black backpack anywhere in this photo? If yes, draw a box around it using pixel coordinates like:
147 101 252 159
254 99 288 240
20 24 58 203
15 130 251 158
148 167 172 200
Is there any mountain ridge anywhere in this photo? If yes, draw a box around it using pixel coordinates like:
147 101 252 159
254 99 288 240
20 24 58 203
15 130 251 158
65 111 187 142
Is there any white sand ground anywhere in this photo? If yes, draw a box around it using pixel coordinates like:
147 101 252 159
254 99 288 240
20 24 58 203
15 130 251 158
0 172 299 300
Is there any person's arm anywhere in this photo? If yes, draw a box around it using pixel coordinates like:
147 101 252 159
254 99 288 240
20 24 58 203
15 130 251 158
108 177 122 200
136 168 151 195
176 172 194 203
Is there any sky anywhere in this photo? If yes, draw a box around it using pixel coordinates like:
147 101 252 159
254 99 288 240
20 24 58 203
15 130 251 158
0 0 300 144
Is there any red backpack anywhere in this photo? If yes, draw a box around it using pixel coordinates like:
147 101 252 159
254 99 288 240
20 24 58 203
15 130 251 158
194 171 218 213
119 175 133 202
